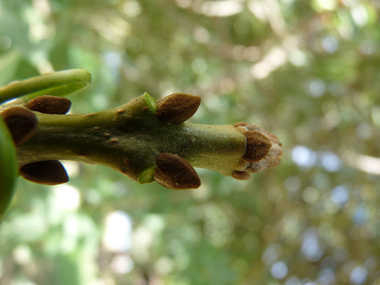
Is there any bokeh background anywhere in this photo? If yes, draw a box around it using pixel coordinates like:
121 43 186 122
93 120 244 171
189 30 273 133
1 0 380 284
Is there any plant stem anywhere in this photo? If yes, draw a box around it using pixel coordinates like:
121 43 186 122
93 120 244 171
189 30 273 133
16 95 247 183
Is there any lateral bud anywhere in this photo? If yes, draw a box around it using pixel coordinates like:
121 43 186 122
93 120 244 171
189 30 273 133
157 93 201 124
26 95 71 114
154 153 201 189
20 160 69 185
0 107 38 146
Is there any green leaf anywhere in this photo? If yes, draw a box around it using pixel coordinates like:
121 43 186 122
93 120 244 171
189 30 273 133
142 92 157 113
0 116 18 224
137 166 156 184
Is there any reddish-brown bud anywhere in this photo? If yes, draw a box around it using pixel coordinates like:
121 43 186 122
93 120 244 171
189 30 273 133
20 160 69 185
234 123 282 174
154 153 201 189
157 93 201 124
26 95 71 114
0 107 38 146
242 130 272 163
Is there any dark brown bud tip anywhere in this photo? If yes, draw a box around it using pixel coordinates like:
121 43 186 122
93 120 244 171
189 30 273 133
157 93 201 124
154 153 201 190
1 107 38 146
242 131 271 163
26 95 71 114
20 160 69 185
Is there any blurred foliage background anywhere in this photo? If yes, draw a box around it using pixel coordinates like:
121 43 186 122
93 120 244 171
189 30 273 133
1 0 380 284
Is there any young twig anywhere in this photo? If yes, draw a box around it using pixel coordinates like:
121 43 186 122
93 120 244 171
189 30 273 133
5 92 282 189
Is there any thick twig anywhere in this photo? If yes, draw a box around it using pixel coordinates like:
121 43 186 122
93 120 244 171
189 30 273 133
7 93 282 189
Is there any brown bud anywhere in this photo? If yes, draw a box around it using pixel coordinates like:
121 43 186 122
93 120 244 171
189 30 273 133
157 93 201 124
20 160 69 185
232 170 251 180
26 95 71 114
1 107 38 146
154 153 201 189
245 124 282 146
242 130 271 163
233 122 248 127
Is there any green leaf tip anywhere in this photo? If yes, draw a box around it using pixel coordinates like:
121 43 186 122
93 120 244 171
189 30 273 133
137 166 156 184
142 92 157 113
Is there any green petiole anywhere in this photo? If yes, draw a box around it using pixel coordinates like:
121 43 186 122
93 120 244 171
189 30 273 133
0 68 92 104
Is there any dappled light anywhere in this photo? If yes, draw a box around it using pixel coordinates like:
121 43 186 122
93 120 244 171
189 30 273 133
1 0 380 284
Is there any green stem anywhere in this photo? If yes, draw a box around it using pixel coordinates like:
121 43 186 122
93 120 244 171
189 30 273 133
0 69 92 104
0 69 282 190
16 95 246 182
